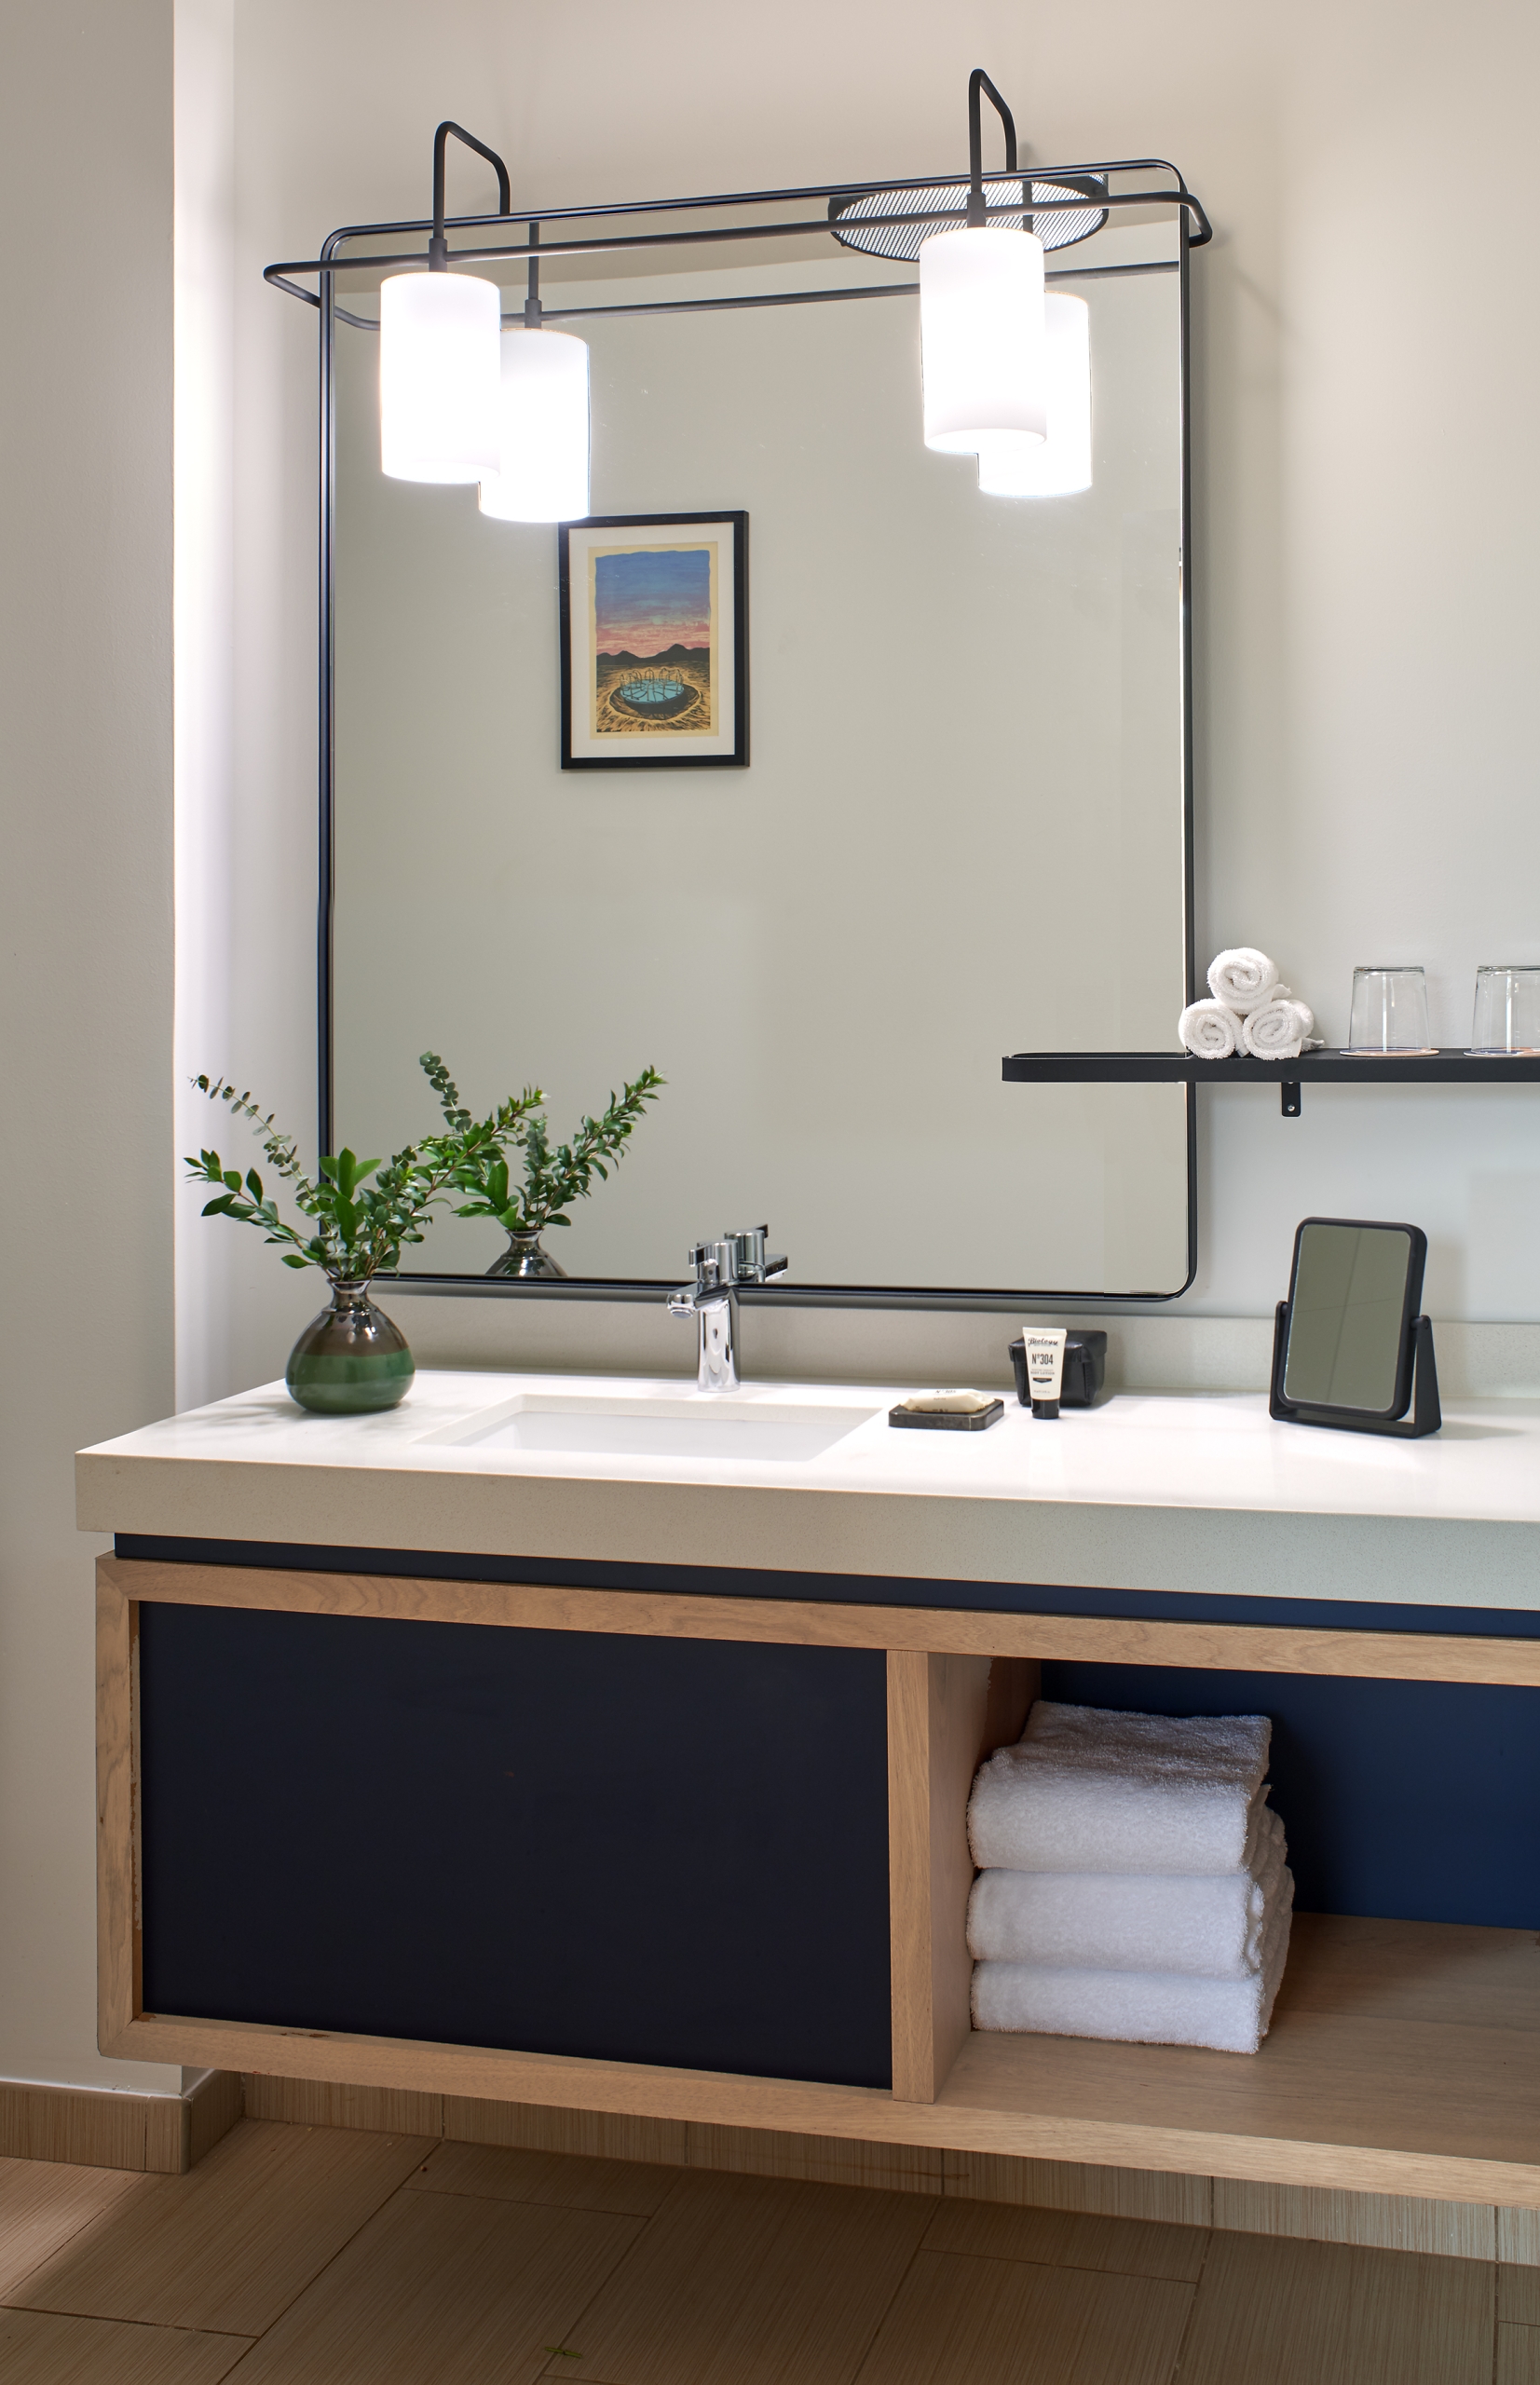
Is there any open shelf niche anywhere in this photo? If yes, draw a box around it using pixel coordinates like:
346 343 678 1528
893 1646 1540 2206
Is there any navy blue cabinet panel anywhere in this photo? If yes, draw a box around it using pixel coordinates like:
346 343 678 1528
138 1604 892 2088
1043 1661 1540 1930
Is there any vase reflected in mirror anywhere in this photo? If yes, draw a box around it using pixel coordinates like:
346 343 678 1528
486 1231 568 1280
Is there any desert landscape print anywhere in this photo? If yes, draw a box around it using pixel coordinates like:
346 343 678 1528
590 540 715 737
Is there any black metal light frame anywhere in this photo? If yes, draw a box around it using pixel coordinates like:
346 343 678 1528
266 116 1210 1313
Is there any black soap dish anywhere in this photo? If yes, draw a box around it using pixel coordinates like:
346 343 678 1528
890 1399 1004 1432
1007 1331 1109 1410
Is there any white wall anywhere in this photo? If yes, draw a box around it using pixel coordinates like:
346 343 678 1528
0 0 181 2090
182 0 1540 1410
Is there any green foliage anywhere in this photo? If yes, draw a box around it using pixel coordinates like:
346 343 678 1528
184 1062 543 1282
448 1065 664 1239
186 1056 664 1278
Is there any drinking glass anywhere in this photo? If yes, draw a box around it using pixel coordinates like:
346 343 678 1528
1348 966 1433 1053
1470 965 1540 1054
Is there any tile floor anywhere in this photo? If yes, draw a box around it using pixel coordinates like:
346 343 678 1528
0 2117 1533 2382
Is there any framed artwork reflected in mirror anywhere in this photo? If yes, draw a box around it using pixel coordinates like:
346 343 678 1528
559 512 748 770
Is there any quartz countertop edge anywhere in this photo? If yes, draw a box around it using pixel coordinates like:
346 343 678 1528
75 1370 1540 1612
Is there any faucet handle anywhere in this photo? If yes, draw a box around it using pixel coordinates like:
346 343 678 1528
725 1225 787 1284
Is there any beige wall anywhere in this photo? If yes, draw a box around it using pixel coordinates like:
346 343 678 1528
0 0 181 2089
179 0 1540 1414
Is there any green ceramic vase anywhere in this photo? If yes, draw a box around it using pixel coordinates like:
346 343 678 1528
285 1278 415 1415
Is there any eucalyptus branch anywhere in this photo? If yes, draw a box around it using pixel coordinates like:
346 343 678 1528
419 1052 543 1151
185 1060 547 1282
449 1065 664 1238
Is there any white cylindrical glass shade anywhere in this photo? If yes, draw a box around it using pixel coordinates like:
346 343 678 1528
920 225 1046 456
478 328 591 523
379 271 501 484
977 294 1092 497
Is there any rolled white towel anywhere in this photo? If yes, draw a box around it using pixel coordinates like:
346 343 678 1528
967 1808 1288 1979
970 1893 1292 2054
1179 999 1242 1058
1242 988 1315 1061
968 1701 1272 1876
1207 948 1279 1014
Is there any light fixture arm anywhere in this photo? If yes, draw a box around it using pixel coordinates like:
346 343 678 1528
525 219 542 326
429 119 512 269
966 68 1018 227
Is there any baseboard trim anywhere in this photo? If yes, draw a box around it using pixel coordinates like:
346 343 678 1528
0 2069 243 2174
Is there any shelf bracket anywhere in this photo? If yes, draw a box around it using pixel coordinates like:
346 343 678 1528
1281 1080 1301 1118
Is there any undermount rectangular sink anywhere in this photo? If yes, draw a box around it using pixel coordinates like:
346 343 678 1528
427 1392 880 1465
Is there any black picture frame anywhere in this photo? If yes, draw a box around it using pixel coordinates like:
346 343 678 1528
558 511 749 771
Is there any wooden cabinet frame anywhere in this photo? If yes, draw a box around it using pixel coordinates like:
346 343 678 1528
98 1554 1540 2206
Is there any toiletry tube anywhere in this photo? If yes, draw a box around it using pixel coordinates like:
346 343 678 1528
1024 1329 1068 1419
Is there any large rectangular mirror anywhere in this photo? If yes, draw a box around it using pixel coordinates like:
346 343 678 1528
325 173 1195 1302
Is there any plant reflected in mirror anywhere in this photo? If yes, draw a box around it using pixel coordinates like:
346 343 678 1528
184 1059 544 1283
439 1062 664 1277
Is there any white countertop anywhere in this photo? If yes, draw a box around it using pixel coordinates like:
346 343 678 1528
76 1370 1540 1614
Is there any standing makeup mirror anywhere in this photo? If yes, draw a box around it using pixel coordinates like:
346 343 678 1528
1271 1218 1440 1438
273 129 1209 1308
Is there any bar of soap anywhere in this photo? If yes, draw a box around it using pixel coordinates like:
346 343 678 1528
899 1390 996 1415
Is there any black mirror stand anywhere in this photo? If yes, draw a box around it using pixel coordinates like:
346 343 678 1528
1269 1304 1441 1438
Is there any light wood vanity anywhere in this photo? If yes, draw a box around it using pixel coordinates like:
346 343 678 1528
81 1369 1540 2212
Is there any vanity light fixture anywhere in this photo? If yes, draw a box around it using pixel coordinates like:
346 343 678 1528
478 229 592 523
269 97 1201 525
379 122 509 484
920 72 1047 459
977 292 1092 497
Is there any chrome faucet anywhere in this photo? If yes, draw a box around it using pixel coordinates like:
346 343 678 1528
667 1225 787 1392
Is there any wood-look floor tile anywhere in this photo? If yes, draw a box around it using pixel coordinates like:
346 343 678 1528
0 2158 157 2303
230 2180 640 2384
0 2305 252 2382
1506 2265 1540 2325
407 2140 679 2216
922 2197 1207 2283
552 2169 934 2385
7 2119 433 2336
852 2248 1192 2385
1179 2229 1493 2385
1500 2324 1540 2384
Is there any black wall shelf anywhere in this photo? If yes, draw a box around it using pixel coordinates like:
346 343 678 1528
1002 1050 1540 1117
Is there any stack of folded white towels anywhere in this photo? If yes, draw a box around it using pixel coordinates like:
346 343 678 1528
1178 947 1318 1061
967 1701 1293 2055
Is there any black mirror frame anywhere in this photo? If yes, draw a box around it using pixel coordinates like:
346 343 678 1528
291 154 1207 1312
1269 1215 1440 1439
